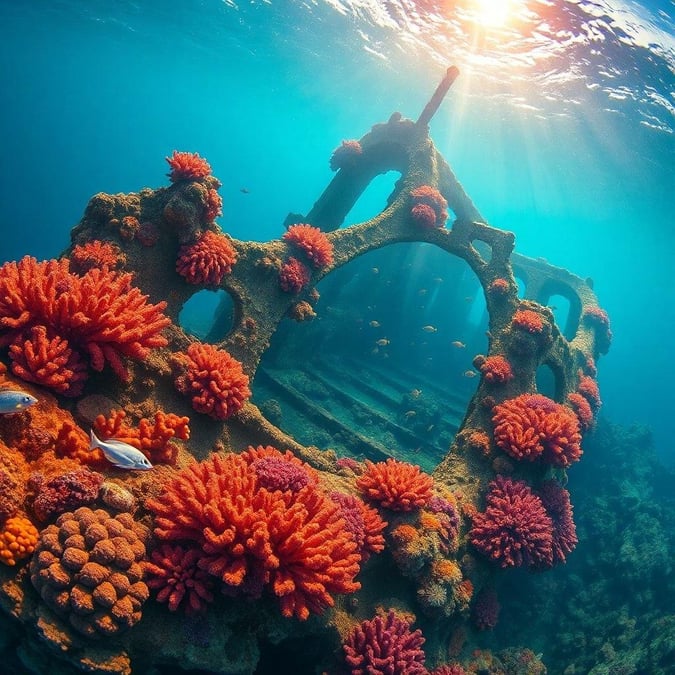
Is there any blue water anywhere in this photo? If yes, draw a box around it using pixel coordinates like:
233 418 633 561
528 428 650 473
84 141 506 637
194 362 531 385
1 0 674 463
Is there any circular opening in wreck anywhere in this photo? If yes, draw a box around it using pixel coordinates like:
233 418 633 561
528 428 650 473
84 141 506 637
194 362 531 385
178 289 235 342
252 242 487 472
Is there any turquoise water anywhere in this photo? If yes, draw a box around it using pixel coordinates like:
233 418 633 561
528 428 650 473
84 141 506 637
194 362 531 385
1 0 673 465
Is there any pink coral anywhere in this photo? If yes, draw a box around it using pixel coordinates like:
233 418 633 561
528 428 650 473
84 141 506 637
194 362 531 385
176 230 237 286
492 393 583 468
582 305 612 354
203 188 223 222
174 343 251 420
147 449 361 620
356 459 434 511
283 224 334 269
567 392 594 432
166 151 212 182
410 203 438 228
143 543 214 614
539 480 577 564
330 492 387 561
578 374 602 412
344 610 426 675
279 257 311 294
470 475 553 569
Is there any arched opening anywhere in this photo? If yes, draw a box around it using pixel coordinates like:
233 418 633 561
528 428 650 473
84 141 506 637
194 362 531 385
343 170 402 226
178 289 234 342
515 275 527 299
544 293 573 340
252 243 487 472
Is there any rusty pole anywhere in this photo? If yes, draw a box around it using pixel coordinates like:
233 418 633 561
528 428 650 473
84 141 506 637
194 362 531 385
416 65 460 127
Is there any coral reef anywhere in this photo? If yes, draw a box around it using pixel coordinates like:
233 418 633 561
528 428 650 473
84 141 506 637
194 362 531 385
175 230 237 286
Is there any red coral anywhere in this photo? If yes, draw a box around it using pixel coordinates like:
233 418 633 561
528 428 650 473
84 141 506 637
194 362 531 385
330 139 363 171
582 306 612 354
147 450 361 620
578 374 602 412
9 325 89 396
166 151 212 182
344 610 426 675
567 392 594 432
0 256 170 387
492 393 583 468
477 355 513 384
174 343 251 420
28 468 104 522
410 185 448 228
410 203 438 228
279 257 311 294
356 459 434 511
469 475 554 569
539 480 577 564
512 309 544 333
143 544 214 614
283 224 334 269
203 188 223 222
70 241 124 273
488 278 510 296
176 231 237 286
330 492 387 561
55 420 106 466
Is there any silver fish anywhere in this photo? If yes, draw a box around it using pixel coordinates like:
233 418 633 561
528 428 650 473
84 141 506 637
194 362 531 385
0 390 37 414
89 430 153 471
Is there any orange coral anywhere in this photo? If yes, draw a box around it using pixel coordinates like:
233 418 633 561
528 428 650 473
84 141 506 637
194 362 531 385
203 188 223 222
70 240 125 273
512 309 544 333
0 515 39 566
475 355 514 384
279 257 311 294
567 392 594 432
0 256 170 387
174 343 251 420
147 450 361 620
410 185 448 228
356 459 434 511
166 151 212 182
9 325 89 396
578 374 602 412
283 224 334 269
176 230 237 286
492 394 582 468
488 278 510 296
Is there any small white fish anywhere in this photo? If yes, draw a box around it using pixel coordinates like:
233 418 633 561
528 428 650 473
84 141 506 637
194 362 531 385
0 390 37 414
89 430 153 471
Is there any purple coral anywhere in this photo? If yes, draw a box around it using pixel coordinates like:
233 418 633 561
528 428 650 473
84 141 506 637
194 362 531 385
344 610 426 675
251 456 312 492
539 480 578 564
29 468 104 522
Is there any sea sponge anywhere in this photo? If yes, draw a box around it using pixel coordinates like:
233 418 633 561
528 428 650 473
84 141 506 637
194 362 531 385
0 515 39 566
29 507 149 638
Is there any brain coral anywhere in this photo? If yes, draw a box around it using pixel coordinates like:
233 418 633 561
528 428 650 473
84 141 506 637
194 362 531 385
174 342 251 420
146 448 361 620
343 610 427 675
492 393 583 468
356 458 434 511
469 475 553 569
29 507 149 638
176 230 237 286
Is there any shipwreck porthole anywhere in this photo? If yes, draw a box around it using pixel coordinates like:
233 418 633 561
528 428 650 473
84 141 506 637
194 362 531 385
178 289 234 342
252 243 487 472
545 293 572 340
536 363 558 399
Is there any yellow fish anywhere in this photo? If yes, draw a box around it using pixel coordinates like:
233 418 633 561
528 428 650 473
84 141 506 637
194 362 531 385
422 325 437 333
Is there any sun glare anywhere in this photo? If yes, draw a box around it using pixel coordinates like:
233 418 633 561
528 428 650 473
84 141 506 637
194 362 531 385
474 0 511 27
